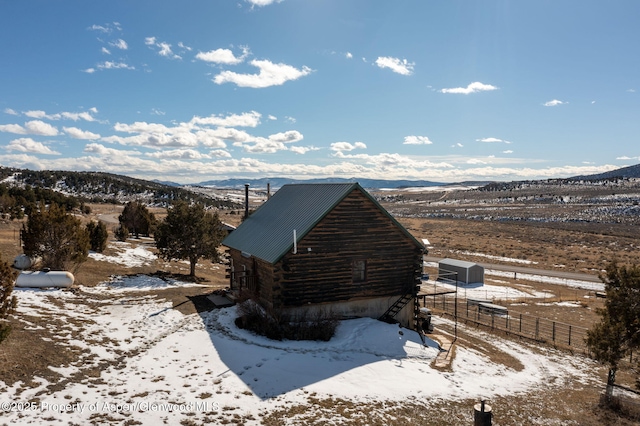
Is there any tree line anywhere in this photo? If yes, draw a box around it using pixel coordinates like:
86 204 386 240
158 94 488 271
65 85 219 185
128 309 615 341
0 167 239 209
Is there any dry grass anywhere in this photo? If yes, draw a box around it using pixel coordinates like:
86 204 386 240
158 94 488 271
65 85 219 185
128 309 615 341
2 197 640 424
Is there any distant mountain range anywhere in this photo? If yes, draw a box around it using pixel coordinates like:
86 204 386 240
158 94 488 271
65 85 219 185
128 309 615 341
3 163 639 203
195 177 447 189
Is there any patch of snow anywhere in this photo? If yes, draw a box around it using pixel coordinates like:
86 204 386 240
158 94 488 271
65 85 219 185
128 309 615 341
422 280 553 300
452 250 538 265
536 301 583 308
89 241 157 267
486 269 604 292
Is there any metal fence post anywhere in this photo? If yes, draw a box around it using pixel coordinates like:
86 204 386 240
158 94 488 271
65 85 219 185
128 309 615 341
519 313 522 333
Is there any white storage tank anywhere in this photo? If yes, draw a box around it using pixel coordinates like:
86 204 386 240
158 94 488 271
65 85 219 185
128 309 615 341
15 271 75 288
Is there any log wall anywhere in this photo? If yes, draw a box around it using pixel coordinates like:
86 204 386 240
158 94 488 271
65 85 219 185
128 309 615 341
275 189 423 307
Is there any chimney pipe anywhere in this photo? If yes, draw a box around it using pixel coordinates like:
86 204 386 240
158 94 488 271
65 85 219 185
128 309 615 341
267 182 271 199
244 184 249 220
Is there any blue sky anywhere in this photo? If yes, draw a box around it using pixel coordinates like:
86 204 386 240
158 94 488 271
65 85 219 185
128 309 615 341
1 0 639 184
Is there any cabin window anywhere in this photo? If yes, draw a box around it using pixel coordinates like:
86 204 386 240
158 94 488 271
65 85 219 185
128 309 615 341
352 259 367 283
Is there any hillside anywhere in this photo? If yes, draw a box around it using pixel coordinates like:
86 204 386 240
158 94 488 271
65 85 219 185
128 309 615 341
571 163 640 180
0 167 239 209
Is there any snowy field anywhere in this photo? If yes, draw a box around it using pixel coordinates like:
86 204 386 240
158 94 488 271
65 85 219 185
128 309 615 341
0 275 601 425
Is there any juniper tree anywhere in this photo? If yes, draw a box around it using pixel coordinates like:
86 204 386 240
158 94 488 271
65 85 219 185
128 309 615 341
0 253 18 344
86 220 108 253
21 202 90 271
586 262 640 390
154 201 224 277
118 201 156 238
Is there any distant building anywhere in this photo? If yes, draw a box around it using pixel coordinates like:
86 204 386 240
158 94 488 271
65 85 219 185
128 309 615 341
222 183 425 328
438 258 484 285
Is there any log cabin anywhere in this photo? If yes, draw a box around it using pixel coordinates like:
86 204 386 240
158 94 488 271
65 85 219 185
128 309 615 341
222 183 425 328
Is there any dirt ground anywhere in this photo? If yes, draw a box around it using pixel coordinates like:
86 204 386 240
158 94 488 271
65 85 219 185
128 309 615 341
1 196 640 424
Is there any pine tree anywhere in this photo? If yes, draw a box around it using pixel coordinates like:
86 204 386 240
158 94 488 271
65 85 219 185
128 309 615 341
0 253 18 344
586 262 640 392
155 201 224 277
118 201 156 238
86 220 109 253
21 202 90 270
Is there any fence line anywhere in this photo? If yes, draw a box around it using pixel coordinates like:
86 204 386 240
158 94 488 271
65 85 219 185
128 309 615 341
420 296 589 353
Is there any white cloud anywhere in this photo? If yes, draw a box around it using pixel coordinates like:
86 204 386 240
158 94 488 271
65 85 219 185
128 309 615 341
440 82 498 94
616 156 640 161
109 121 200 148
452 143 464 148
146 149 211 160
109 39 128 50
23 109 97 122
246 0 282 7
25 120 58 136
145 37 181 60
6 138 60 155
209 149 232 158
97 61 135 70
503 150 514 154
196 47 250 65
269 130 303 143
346 52 353 59
178 42 192 51
0 123 27 134
193 130 227 148
208 127 254 143
477 137 511 144
284 116 296 123
290 146 319 154
83 68 96 74
241 138 287 154
62 111 98 122
403 135 433 145
114 121 173 134
3 108 18 115
88 23 117 34
330 141 367 152
627 89 636 93
213 60 313 88
543 99 565 107
190 111 261 128
84 143 141 157
467 158 487 165
63 127 101 140
268 115 277 121
24 110 48 119
102 47 111 55
374 56 414 76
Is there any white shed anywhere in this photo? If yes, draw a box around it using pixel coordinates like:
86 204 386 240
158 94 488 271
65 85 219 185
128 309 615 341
438 258 484 285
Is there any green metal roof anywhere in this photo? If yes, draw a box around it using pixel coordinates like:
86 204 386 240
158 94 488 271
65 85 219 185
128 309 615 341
222 182 424 264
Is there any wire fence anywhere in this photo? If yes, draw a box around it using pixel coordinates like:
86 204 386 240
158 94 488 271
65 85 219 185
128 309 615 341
420 295 590 353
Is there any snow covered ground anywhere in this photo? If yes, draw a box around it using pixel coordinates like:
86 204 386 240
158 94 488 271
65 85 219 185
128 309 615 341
0 276 601 425
88 241 157 267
